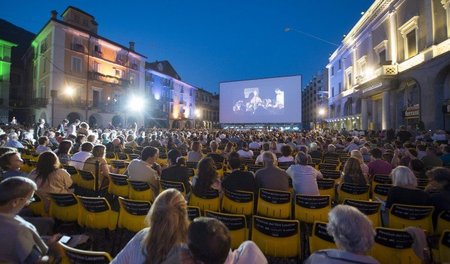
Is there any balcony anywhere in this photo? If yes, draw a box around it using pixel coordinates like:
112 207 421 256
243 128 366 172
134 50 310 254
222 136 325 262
89 71 130 87
71 43 85 53
32 97 48 108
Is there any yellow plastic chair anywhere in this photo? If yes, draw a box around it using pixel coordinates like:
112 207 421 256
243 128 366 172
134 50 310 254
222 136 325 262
48 193 79 222
337 183 370 203
108 173 129 198
309 221 336 254
251 215 300 258
372 184 392 202
58 241 112 264
319 163 338 171
294 195 331 224
343 199 382 227
117 197 151 232
189 189 220 214
370 227 421 264
256 188 292 219
436 210 450 235
388 204 434 233
63 165 81 186
221 189 254 216
159 180 186 197
128 180 156 202
438 230 450 263
317 179 336 201
320 169 341 180
27 192 47 217
205 210 248 249
105 152 116 164
187 206 201 221
77 196 118 231
77 170 96 191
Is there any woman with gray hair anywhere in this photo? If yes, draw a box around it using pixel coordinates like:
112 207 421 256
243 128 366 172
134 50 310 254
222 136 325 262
385 166 431 208
305 205 379 264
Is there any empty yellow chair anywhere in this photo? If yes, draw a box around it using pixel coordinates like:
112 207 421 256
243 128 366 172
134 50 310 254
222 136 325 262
317 179 336 201
436 210 450 235
159 180 186 197
221 188 254 216
58 241 112 264
77 196 118 231
294 195 331 224
48 193 79 222
343 199 382 227
388 204 434 233
309 221 336 254
257 188 292 219
251 215 300 258
118 197 151 232
108 173 129 198
205 210 248 249
370 227 421 264
337 183 370 203
128 180 156 202
189 189 220 214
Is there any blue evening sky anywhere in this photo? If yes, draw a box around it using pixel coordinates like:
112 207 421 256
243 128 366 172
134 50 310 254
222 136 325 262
1 0 373 93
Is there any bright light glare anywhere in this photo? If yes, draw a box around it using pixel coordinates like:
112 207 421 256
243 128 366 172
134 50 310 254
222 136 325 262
364 68 375 79
195 109 201 118
128 95 146 112
65 86 75 97
318 107 326 116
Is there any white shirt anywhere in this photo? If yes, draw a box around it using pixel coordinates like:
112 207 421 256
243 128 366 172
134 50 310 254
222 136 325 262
286 164 323 195
69 151 93 170
127 159 159 193
237 149 254 159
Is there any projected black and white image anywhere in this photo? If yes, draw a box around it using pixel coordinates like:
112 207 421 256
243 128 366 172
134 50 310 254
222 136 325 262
232 88 285 114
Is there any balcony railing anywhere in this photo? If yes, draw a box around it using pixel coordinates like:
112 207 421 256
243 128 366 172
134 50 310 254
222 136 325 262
32 97 48 108
89 71 130 87
71 43 85 53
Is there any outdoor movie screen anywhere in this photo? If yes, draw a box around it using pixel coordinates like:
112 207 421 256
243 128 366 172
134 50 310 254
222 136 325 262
219 75 302 124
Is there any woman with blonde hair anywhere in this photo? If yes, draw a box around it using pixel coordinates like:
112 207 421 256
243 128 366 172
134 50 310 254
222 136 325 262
350 149 369 180
112 189 190 263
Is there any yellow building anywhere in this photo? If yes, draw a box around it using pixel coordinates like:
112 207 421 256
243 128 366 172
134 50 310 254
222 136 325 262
32 6 146 128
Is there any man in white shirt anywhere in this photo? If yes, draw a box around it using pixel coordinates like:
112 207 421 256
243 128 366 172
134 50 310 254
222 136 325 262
69 142 93 170
237 142 254 159
126 146 160 195
286 151 323 195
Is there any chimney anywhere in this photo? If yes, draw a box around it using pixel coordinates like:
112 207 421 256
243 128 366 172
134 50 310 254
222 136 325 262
129 41 135 51
51 10 58 19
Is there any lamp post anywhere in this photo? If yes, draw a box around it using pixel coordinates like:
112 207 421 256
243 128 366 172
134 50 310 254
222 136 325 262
50 90 58 127
195 108 201 128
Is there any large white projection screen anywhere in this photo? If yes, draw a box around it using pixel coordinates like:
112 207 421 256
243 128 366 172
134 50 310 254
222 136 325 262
220 75 302 124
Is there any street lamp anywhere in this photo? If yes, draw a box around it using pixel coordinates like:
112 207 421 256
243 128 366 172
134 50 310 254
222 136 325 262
195 108 201 128
50 90 58 127
317 107 326 130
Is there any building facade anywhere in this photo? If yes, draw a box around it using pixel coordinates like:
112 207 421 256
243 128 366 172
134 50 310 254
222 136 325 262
145 60 196 129
327 0 450 131
31 6 146 128
0 39 17 124
302 69 328 130
195 88 219 129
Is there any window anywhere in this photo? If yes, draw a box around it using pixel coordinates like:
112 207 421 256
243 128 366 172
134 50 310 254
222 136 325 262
42 58 47 73
378 50 387 64
94 45 102 55
93 61 100 72
93 90 100 107
338 82 342 94
338 60 342 70
399 16 419 59
331 66 335 76
374 40 388 65
71 57 82 73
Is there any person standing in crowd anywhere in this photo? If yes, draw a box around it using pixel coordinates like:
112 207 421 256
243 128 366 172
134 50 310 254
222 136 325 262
33 119 46 141
112 189 190 263
67 119 80 137
286 151 323 195
305 205 379 264
126 146 160 195
255 151 289 191
57 119 69 137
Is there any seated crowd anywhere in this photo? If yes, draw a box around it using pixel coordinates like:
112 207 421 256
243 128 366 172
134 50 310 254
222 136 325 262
0 122 449 263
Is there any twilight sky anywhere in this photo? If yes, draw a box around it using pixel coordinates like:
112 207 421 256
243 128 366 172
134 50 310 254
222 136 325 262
1 0 373 93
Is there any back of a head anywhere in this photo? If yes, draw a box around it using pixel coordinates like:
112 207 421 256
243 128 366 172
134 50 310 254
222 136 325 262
227 151 241 169
280 145 292 157
327 205 374 254
262 151 276 166
295 151 308 165
427 167 450 190
81 142 94 152
188 217 231 264
327 144 336 152
167 149 181 164
370 148 382 159
391 166 417 188
141 146 158 161
350 150 363 163
0 176 37 206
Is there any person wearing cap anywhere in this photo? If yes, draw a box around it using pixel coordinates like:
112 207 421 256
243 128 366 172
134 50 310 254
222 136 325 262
161 149 191 194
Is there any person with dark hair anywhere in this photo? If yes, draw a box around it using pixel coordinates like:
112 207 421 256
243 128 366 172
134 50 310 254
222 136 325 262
421 146 443 170
192 157 221 197
0 150 27 179
237 141 254 159
409 158 426 179
255 142 270 164
83 145 111 189
222 151 257 194
55 140 72 165
367 148 392 180
278 144 294 163
112 189 189 263
161 149 191 194
126 146 160 195
425 167 450 222
57 119 69 137
186 217 267 264
68 142 93 170
35 136 51 154
0 176 61 263
207 141 225 163
29 152 73 212
341 157 367 185
187 141 203 162
71 134 86 154
286 151 323 195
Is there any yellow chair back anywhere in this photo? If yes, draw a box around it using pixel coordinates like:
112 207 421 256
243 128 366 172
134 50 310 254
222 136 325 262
77 196 118 230
343 199 382 227
337 183 370 203
205 210 248 249
221 189 254 216
294 195 330 224
388 204 434 233
159 180 186 197
48 193 79 222
128 180 155 202
108 173 129 197
189 189 220 214
118 197 151 232
257 188 292 219
309 221 336 254
58 241 112 264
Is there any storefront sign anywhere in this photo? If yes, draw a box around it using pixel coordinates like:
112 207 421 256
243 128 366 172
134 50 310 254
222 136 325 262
404 104 419 118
